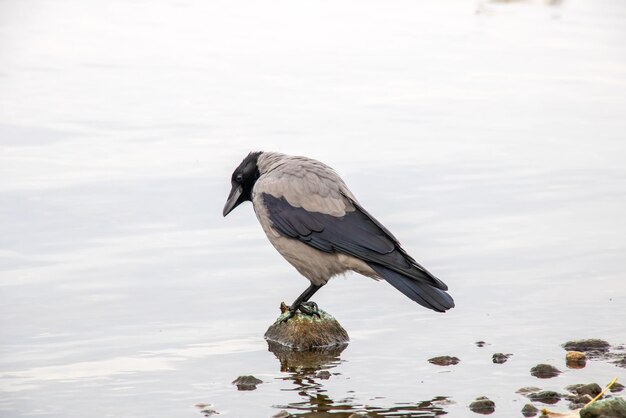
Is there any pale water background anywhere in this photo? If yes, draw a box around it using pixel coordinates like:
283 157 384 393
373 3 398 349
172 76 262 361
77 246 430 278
1 0 626 417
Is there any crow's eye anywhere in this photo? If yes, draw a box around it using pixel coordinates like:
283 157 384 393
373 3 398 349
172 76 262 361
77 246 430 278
236 174 243 183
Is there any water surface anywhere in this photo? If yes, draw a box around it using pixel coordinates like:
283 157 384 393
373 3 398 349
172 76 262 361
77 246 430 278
1 0 626 417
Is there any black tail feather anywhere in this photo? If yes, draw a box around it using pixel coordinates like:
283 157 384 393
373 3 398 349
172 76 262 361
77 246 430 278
368 263 455 312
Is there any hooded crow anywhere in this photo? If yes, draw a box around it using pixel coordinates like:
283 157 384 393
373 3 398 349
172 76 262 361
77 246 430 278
223 152 454 319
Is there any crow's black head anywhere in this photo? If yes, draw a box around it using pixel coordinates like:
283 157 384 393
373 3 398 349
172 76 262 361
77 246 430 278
223 151 262 216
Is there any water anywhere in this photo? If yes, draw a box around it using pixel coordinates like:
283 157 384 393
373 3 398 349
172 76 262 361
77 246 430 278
1 0 626 416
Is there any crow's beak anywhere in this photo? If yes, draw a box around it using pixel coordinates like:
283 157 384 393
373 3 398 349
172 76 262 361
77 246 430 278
223 184 243 217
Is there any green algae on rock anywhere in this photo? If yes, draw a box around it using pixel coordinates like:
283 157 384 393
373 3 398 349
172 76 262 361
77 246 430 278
580 397 626 418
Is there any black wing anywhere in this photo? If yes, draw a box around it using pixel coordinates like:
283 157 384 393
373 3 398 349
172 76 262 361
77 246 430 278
262 193 454 312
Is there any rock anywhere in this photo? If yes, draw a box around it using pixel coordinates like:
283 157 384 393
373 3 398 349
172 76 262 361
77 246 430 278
521 403 540 417
574 396 594 406
272 411 291 418
610 382 625 393
568 383 602 398
232 375 263 391
580 397 626 418
469 396 495 414
475 341 487 347
566 351 587 369
566 383 584 392
348 414 371 418
315 370 331 380
568 394 594 410
264 303 349 350
492 353 512 364
428 356 460 366
562 339 610 356
527 390 562 404
530 363 561 379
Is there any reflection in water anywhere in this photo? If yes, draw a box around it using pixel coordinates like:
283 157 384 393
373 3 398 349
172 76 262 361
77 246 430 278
268 342 450 417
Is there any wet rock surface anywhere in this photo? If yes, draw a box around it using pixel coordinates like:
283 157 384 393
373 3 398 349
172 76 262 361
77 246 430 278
566 383 602 398
530 363 561 378
232 375 263 391
565 350 587 369
579 397 626 418
492 353 512 364
568 394 594 410
563 339 610 356
264 303 349 350
469 396 495 414
561 339 626 369
610 382 625 393
521 403 539 417
527 390 562 404
428 356 460 366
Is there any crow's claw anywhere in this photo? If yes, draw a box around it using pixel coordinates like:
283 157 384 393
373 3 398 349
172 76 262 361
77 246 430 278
281 301 320 322
298 301 320 317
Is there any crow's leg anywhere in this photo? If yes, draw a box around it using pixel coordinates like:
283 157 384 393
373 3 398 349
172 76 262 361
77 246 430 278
282 283 323 322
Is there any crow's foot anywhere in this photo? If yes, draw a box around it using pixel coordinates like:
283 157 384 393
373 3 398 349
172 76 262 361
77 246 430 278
298 301 320 317
281 301 321 323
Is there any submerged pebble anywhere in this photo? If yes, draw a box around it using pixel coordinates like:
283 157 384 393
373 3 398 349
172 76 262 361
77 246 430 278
568 394 594 410
517 387 543 395
232 375 263 391
521 403 539 417
530 363 562 379
199 408 219 417
428 356 460 366
492 353 512 364
195 403 220 417
469 396 495 414
527 390 562 404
